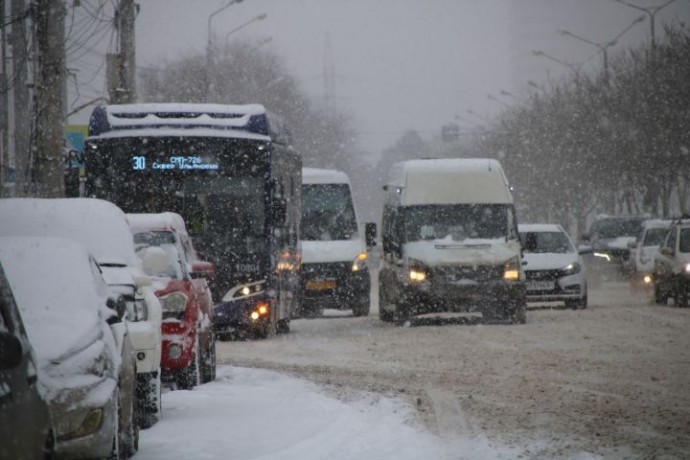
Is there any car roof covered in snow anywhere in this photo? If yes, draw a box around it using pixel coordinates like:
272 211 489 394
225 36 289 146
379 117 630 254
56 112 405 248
386 158 513 205
518 223 566 233
127 212 189 236
0 198 138 267
641 219 673 229
302 167 350 185
0 236 112 364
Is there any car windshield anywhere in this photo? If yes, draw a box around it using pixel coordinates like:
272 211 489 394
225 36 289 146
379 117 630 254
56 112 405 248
643 228 668 247
520 231 574 254
301 184 358 241
591 218 646 239
133 231 184 280
402 204 509 242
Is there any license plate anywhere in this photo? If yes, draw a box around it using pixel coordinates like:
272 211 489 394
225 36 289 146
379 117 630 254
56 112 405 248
306 280 336 290
527 281 554 291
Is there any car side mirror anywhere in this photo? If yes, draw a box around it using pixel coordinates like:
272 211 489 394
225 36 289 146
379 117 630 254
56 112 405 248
628 241 638 249
273 199 287 225
142 247 169 277
134 274 152 289
660 246 674 257
365 223 377 248
578 245 593 255
0 331 22 369
190 261 216 279
106 296 127 323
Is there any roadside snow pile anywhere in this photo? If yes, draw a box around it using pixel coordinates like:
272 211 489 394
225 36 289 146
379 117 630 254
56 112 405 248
136 366 533 459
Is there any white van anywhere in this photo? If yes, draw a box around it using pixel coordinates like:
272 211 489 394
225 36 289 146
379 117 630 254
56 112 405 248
299 168 376 317
378 158 526 323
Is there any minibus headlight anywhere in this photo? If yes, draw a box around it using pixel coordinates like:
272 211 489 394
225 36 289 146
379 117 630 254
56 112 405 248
503 256 520 281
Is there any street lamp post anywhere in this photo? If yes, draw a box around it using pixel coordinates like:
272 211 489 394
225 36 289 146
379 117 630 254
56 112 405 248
487 93 510 109
558 16 644 86
611 0 677 50
206 0 244 100
225 13 267 48
532 49 582 78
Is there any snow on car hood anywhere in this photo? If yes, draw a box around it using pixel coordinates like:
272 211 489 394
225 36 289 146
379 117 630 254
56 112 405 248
598 236 635 250
0 237 114 365
302 239 364 264
404 237 516 266
522 252 578 271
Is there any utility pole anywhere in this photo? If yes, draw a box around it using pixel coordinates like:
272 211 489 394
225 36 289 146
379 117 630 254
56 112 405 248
10 0 30 196
0 0 8 196
108 0 137 104
34 0 66 197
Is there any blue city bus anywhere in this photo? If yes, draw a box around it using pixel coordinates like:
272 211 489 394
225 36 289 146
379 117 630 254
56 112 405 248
85 103 302 339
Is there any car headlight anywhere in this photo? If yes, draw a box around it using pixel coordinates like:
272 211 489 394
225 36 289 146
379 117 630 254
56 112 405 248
503 256 521 281
407 259 430 283
685 263 690 274
352 252 368 272
561 261 581 276
159 292 188 320
594 252 611 262
57 408 105 442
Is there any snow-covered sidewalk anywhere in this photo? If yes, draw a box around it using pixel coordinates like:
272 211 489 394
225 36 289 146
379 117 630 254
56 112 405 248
134 366 518 459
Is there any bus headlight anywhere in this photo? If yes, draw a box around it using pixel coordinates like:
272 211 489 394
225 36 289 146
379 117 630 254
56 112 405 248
352 253 368 272
503 257 520 281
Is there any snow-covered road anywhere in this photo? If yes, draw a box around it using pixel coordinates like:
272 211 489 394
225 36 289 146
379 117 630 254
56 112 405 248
134 366 521 460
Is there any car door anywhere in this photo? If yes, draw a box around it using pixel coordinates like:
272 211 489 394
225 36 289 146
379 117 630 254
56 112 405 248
655 227 677 286
0 263 53 458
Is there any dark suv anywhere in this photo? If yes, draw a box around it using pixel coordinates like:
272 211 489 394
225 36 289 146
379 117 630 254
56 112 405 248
581 215 648 282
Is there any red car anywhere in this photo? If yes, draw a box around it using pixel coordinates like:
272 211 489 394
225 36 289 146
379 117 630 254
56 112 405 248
128 212 216 389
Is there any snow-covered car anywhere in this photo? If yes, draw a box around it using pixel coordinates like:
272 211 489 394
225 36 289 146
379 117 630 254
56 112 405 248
519 223 588 309
653 218 690 307
0 198 163 428
581 214 648 283
629 219 672 291
0 236 138 458
128 212 216 388
0 259 54 459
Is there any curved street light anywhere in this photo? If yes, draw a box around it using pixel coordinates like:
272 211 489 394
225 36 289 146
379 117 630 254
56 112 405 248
558 16 644 86
206 0 245 100
532 49 582 78
611 0 677 50
225 13 268 48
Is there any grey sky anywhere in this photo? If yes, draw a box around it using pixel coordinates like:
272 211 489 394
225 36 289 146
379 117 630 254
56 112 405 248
70 0 690 155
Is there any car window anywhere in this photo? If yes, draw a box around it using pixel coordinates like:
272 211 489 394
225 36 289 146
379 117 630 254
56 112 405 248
643 228 668 247
679 228 690 253
520 231 574 254
663 228 677 250
0 267 20 334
